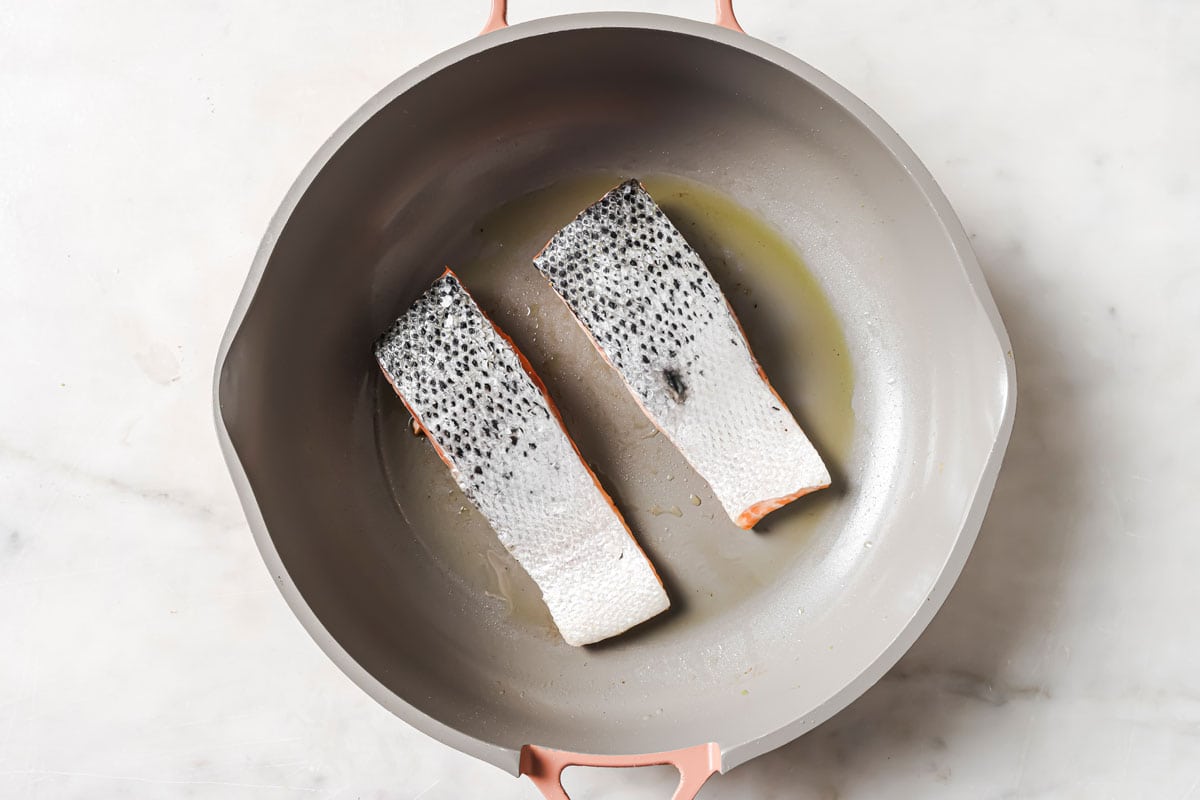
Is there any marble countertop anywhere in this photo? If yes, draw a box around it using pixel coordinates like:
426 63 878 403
2 0 1197 797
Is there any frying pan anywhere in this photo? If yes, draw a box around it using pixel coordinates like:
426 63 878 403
213 1 1016 797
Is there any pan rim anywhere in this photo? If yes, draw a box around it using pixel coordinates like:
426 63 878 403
213 11 1017 776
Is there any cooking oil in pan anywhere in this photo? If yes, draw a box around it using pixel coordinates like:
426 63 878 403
375 173 854 638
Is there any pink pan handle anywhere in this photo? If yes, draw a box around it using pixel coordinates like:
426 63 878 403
481 0 744 35
519 743 721 800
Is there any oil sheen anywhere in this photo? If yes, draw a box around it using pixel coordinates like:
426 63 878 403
375 173 854 639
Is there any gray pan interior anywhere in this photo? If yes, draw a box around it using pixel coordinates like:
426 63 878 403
214 14 1015 775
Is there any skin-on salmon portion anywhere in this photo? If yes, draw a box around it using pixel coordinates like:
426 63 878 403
375 270 669 646
534 180 831 529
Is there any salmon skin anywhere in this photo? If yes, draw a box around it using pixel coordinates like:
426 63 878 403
374 270 669 646
534 180 831 529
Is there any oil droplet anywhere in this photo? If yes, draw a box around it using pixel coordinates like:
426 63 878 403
689 494 702 506
649 504 683 517
864 540 874 548
484 550 515 614
666 474 675 481
458 505 468 515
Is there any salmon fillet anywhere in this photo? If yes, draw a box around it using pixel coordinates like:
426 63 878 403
534 180 831 529
374 270 669 646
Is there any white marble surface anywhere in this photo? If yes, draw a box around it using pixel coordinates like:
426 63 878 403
2 0 1198 797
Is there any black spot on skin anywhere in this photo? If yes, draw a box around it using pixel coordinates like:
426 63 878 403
662 368 687 403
